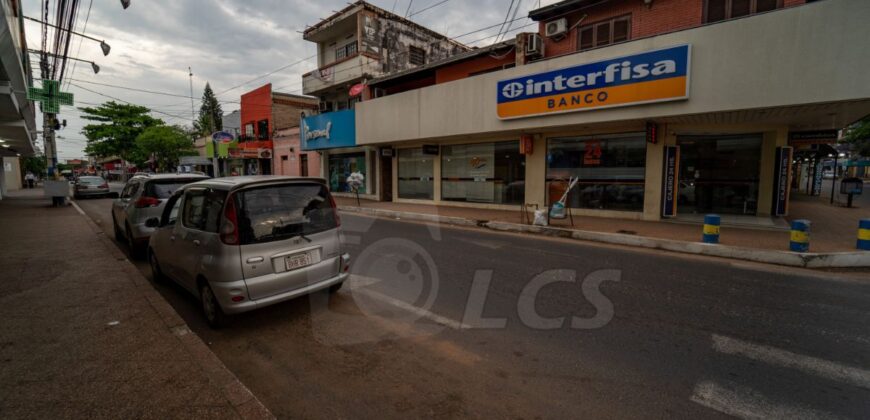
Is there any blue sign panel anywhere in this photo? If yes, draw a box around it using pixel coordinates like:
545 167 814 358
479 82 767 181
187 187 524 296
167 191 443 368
662 146 680 217
497 45 690 119
772 146 792 216
301 109 356 151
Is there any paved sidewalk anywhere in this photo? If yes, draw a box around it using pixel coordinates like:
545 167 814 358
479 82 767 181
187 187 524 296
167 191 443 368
0 193 273 419
335 194 867 253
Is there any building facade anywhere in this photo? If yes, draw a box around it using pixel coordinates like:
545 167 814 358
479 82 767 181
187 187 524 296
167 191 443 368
0 0 37 198
300 0 468 199
235 84 318 176
352 0 869 223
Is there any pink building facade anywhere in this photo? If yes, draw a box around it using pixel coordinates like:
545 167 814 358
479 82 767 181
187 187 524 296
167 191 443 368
272 127 321 177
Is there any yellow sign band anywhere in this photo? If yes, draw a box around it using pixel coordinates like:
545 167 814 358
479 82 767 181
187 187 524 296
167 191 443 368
858 228 870 241
791 230 810 243
703 224 720 235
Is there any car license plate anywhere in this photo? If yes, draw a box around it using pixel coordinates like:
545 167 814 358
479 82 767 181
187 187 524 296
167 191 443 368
285 252 312 271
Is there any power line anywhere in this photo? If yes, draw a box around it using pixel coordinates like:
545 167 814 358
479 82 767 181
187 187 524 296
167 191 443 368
495 0 518 44
63 0 92 91
409 0 450 17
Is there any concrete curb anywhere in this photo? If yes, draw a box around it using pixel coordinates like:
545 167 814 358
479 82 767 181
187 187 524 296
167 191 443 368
338 205 870 269
71 201 275 420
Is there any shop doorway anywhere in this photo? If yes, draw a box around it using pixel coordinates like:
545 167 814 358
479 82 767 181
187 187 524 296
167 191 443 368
300 154 308 177
381 153 393 201
677 134 762 215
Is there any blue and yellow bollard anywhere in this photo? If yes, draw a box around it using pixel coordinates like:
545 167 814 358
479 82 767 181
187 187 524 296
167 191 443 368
858 219 870 251
789 220 811 252
702 214 720 244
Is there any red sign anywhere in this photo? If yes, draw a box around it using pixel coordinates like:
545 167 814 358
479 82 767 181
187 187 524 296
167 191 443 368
584 140 602 166
520 134 534 155
349 83 365 97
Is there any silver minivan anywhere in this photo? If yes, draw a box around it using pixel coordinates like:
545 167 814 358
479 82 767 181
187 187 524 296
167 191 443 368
145 176 350 328
112 173 209 254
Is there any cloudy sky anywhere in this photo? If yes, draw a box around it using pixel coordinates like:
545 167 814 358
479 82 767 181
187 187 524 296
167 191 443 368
22 0 560 161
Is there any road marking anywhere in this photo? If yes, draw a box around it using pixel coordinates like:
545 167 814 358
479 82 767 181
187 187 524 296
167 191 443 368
712 334 870 389
690 380 841 419
71 201 86 216
348 276 469 330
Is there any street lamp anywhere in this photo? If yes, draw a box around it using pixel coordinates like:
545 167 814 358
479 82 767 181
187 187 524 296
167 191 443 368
27 50 101 74
23 16 111 56
120 0 131 9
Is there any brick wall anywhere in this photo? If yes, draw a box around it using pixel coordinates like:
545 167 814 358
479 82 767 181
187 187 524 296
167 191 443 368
538 0 805 59
435 52 516 84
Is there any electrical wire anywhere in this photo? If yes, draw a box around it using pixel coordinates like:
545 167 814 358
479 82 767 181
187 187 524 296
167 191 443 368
63 0 92 91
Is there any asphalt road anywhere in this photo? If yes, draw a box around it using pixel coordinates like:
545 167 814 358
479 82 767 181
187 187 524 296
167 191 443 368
74 196 870 419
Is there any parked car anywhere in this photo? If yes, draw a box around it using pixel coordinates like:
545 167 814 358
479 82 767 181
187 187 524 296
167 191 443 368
73 176 112 199
112 173 209 254
145 176 350 327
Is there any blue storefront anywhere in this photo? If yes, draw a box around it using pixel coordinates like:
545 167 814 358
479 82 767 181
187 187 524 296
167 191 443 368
302 110 376 197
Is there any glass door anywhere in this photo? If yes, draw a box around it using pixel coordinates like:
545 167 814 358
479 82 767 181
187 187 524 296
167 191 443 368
677 134 762 215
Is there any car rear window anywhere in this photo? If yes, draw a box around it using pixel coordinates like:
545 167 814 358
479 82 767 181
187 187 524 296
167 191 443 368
79 177 104 185
145 179 199 199
236 183 337 245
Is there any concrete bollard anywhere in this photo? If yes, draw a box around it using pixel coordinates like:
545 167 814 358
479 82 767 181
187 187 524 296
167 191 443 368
702 214 720 244
789 219 811 252
858 219 870 251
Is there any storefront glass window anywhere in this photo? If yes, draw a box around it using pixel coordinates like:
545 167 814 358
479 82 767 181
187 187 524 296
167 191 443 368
677 134 762 215
328 152 366 194
441 141 525 204
398 148 434 199
546 132 646 211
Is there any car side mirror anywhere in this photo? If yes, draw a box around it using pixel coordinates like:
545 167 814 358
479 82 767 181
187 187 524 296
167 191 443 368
144 217 160 228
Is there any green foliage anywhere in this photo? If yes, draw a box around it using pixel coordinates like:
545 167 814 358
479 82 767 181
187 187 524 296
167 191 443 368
194 83 223 136
22 155 46 176
135 125 197 172
80 101 162 164
843 116 870 157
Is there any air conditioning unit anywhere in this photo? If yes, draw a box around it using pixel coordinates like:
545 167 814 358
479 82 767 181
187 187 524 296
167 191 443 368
545 18 568 38
524 33 544 58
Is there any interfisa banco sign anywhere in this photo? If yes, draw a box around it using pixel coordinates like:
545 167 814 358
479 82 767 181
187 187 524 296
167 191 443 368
497 45 691 119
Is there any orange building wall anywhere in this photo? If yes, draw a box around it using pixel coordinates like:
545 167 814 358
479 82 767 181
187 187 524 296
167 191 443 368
240 84 273 139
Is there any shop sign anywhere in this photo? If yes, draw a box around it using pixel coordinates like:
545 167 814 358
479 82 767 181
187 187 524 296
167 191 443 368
520 134 534 155
772 146 792 216
422 144 439 155
788 130 838 143
646 122 658 144
497 44 690 119
662 146 680 217
380 147 394 157
812 161 824 196
301 110 356 151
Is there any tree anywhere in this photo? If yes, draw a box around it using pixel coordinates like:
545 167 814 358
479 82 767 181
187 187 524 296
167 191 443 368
79 101 162 178
22 154 47 176
843 116 870 157
135 125 196 172
194 82 222 136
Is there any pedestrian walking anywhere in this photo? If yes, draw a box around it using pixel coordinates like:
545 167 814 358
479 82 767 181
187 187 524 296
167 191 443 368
24 171 35 188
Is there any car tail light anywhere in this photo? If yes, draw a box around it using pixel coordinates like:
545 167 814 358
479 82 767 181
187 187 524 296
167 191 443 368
99 183 109 189
328 193 341 227
134 196 160 208
231 296 245 302
220 194 239 245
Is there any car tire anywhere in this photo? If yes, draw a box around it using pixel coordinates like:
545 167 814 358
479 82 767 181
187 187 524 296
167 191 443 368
148 249 166 284
126 224 142 257
328 282 344 294
199 283 226 329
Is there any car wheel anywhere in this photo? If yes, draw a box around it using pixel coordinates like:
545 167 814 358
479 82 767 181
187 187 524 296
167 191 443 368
112 214 124 242
199 283 226 329
126 224 142 257
328 282 344 294
148 249 166 284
